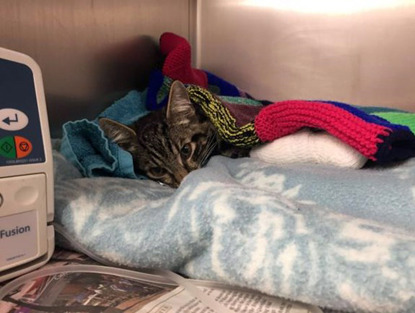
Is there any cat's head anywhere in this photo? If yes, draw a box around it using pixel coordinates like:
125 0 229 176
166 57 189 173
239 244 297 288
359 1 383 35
99 81 218 188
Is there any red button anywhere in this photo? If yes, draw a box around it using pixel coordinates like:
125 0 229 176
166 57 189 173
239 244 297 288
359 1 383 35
14 136 32 158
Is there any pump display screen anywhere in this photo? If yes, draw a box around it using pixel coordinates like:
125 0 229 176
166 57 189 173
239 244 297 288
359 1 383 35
0 58 45 166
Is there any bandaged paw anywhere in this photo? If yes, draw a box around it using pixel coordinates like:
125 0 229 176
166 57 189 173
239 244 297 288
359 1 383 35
250 129 368 169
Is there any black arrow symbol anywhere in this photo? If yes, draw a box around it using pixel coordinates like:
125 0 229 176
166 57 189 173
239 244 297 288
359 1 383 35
2 114 19 125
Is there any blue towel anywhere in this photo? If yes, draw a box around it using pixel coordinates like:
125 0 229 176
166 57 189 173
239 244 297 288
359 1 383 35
60 90 150 179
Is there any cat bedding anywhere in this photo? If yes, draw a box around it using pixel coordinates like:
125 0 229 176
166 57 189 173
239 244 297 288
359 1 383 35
60 81 415 181
54 32 415 312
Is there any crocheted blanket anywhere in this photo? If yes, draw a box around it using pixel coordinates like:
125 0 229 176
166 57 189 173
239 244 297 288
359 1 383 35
187 85 415 163
149 32 415 164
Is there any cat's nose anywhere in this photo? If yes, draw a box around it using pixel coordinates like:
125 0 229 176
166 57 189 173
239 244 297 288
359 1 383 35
173 168 189 187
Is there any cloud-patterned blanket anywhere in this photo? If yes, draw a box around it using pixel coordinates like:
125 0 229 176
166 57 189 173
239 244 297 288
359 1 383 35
53 146 415 313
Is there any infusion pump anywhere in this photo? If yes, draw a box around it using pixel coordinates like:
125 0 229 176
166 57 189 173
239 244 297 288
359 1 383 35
0 47 54 282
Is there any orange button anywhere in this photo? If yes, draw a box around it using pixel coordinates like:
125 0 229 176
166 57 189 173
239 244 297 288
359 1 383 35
14 136 32 158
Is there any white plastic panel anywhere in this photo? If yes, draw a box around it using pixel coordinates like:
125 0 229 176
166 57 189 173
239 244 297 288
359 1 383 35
0 174 47 272
197 0 415 111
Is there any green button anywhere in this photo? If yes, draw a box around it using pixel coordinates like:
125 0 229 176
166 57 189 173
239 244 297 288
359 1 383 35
0 136 16 159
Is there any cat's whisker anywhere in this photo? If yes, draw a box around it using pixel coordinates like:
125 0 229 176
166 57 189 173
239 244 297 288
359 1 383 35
200 135 218 167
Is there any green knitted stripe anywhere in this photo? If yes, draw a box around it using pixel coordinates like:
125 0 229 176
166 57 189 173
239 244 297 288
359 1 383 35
158 76 174 103
219 95 263 106
372 112 415 134
187 85 259 147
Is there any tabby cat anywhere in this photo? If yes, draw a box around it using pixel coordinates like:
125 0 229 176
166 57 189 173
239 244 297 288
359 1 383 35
99 81 248 188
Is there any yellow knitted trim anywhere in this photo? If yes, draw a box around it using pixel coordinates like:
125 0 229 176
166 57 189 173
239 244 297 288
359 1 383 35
187 85 259 147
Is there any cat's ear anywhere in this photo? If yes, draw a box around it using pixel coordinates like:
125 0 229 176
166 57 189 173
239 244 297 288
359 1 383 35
166 80 196 124
98 118 137 151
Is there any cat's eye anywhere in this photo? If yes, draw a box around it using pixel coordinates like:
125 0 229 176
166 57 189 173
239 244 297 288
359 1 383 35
180 143 192 159
148 167 167 178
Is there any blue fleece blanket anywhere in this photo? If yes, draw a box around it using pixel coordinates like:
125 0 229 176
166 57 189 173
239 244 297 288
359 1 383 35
53 143 415 313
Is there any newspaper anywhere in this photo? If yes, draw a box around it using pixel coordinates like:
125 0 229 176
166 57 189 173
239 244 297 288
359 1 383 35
0 249 322 313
